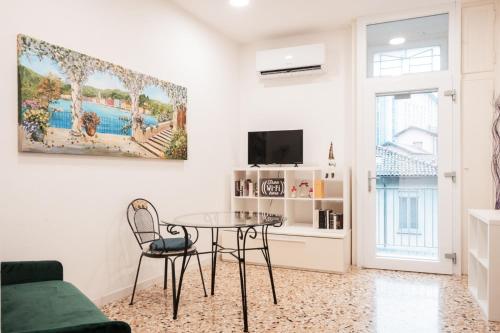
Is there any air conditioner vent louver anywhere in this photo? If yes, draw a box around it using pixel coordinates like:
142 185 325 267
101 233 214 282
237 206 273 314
259 65 323 76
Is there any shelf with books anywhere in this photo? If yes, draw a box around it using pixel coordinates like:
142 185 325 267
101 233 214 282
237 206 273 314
231 167 351 231
313 209 344 230
228 166 352 273
233 169 258 198
313 189 345 232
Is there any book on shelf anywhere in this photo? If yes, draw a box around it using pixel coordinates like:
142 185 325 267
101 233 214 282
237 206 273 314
234 179 256 197
316 209 343 230
235 180 240 196
336 213 343 229
318 210 326 229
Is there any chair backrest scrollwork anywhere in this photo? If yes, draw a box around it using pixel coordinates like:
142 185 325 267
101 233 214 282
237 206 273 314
126 198 161 249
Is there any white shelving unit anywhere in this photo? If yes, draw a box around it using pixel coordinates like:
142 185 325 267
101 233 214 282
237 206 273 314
222 167 351 273
468 209 500 321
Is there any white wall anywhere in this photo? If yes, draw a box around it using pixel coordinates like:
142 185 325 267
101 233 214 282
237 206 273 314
238 29 353 170
0 0 239 303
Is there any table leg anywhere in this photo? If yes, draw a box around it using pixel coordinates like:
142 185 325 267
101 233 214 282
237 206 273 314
172 226 190 320
236 227 254 333
210 228 219 296
261 225 277 304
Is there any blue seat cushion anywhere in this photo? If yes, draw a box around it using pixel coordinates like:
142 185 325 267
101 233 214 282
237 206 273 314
149 237 193 251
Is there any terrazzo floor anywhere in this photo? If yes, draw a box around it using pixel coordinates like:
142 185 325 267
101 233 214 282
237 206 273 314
101 261 500 333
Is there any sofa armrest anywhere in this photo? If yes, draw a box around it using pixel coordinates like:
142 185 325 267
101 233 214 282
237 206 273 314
1 260 63 286
42 321 132 333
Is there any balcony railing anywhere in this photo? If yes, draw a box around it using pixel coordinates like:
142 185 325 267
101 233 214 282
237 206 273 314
376 185 438 259
48 111 161 136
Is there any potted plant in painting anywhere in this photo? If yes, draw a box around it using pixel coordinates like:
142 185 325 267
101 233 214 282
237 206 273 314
81 112 101 136
22 108 50 142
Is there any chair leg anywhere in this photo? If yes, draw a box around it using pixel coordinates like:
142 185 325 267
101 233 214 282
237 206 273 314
196 251 208 297
129 253 144 305
164 257 168 290
171 258 177 319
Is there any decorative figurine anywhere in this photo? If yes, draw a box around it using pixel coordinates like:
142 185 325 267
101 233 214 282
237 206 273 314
290 185 297 198
308 187 314 198
325 142 336 179
298 180 310 198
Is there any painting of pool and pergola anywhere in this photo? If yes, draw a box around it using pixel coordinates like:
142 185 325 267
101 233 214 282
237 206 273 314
17 34 188 160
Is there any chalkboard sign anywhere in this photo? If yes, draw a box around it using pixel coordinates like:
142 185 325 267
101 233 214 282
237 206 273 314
260 178 285 197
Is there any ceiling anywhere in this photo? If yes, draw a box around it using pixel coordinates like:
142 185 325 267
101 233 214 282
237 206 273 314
171 0 450 43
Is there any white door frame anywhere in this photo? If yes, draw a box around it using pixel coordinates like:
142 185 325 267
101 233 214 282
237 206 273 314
354 3 462 274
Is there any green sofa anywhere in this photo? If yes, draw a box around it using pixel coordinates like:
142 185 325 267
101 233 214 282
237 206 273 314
1 261 131 333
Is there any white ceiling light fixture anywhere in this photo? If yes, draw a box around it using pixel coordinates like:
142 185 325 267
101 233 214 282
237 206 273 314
389 37 406 45
229 0 249 7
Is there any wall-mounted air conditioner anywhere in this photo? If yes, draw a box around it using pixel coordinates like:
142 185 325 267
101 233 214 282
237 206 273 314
256 43 326 78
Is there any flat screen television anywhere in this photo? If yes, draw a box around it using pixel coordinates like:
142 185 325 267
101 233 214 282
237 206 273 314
248 130 303 166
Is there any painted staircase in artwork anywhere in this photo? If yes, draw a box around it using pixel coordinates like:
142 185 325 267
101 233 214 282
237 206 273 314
138 128 173 158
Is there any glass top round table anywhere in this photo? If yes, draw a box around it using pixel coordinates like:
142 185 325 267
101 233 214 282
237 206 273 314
162 211 285 229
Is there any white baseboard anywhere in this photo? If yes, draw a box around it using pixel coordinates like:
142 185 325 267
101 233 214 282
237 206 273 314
93 274 164 307
93 256 211 307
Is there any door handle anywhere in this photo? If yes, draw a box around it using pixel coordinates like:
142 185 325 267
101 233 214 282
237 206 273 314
444 171 456 183
368 171 379 192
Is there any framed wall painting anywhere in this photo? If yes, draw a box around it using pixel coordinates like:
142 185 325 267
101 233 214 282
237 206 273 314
17 34 188 160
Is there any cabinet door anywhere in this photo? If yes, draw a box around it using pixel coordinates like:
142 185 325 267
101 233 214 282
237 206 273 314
221 230 350 273
462 4 495 73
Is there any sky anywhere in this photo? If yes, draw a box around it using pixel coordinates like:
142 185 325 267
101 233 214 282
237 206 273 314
85 72 127 91
143 85 169 104
20 53 170 104
19 53 66 81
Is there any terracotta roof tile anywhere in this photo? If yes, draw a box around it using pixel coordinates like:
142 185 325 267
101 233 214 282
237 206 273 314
376 146 437 177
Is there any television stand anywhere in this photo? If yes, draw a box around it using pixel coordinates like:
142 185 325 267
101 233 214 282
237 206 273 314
294 163 299 167
250 164 260 168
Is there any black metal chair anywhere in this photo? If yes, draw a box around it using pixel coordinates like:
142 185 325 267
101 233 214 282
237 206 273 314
126 198 207 313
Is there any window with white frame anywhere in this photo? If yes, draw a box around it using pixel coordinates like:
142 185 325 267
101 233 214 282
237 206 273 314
366 13 449 78
373 46 441 77
398 194 419 233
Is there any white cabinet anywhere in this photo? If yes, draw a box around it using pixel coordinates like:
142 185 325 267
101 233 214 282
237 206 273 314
221 229 351 273
468 209 500 321
223 167 351 273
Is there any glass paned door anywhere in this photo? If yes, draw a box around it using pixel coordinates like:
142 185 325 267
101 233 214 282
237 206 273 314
375 91 439 260
362 80 454 274
359 9 457 274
